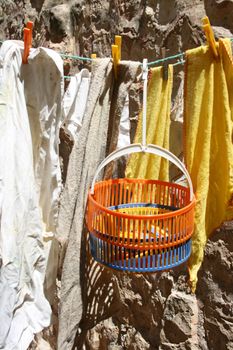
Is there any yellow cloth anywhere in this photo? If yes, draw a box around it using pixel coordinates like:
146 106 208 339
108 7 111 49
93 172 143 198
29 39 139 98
184 38 233 291
125 66 173 181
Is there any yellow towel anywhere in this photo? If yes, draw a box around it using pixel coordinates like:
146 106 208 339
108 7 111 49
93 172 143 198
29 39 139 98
125 66 173 181
184 38 233 291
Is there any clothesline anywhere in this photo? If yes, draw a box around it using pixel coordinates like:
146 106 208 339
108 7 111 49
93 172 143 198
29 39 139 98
0 38 184 81
63 59 185 79
60 53 92 62
1 38 233 79
61 51 185 66
147 52 184 67
2 38 233 66
59 36 233 66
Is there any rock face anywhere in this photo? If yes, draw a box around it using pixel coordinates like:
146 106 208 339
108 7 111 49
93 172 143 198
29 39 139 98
84 226 233 350
1 1 233 349
196 227 233 350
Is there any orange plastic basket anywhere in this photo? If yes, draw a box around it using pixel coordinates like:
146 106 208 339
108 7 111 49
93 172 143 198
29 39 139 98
86 144 195 272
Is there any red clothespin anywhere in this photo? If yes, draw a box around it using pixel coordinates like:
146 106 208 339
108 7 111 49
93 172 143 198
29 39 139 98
23 21 33 64
202 16 218 59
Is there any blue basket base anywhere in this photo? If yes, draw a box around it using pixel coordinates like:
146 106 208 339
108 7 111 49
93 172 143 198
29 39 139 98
89 234 191 273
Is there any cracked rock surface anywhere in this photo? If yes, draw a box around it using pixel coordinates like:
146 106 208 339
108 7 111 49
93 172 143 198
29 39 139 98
0 1 233 349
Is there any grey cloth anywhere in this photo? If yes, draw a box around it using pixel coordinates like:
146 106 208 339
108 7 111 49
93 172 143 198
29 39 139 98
104 61 141 179
57 59 141 350
57 58 113 350
105 62 141 155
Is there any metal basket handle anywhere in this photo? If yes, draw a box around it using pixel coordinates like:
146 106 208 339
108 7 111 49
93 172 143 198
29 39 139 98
91 143 194 201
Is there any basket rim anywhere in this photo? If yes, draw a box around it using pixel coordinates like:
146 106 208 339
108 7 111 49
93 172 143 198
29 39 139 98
93 177 190 190
88 178 196 220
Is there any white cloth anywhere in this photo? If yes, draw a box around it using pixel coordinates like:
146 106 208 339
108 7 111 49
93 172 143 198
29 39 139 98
0 41 63 349
62 69 90 141
23 45 64 306
23 46 64 236
117 94 130 149
0 40 51 350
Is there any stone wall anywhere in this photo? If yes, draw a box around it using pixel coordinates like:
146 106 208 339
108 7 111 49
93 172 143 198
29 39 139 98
1 1 233 349
83 225 233 350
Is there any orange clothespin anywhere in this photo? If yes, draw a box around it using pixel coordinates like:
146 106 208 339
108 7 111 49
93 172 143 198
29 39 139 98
111 35 122 79
202 16 218 59
91 53 97 59
23 21 33 64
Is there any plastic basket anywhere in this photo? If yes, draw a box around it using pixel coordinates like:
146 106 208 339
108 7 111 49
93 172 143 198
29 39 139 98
86 144 195 272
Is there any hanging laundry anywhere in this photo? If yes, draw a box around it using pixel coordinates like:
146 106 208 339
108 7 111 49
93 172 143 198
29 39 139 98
170 78 184 181
184 38 233 291
62 69 90 141
117 93 130 149
22 45 64 304
0 41 51 350
0 40 64 349
125 65 173 181
104 61 141 178
23 47 64 236
57 58 114 350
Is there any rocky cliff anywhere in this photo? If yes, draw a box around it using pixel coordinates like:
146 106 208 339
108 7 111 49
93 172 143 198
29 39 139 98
1 1 233 349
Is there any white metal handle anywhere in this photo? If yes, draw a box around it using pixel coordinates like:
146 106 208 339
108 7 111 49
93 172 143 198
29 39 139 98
142 58 148 147
91 143 194 201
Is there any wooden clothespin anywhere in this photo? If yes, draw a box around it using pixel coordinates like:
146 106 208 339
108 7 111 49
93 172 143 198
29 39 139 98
161 47 168 80
111 35 122 79
23 21 33 64
202 16 218 59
